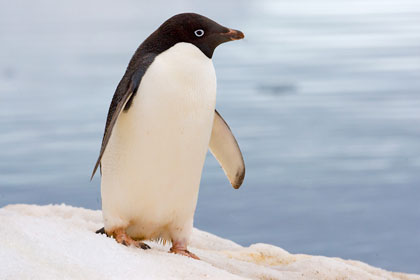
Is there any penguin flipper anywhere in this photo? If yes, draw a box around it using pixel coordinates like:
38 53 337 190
91 53 156 180
209 110 245 189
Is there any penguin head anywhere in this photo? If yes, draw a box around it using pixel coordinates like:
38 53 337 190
151 13 244 58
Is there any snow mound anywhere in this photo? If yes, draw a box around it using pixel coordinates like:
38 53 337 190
1 204 418 280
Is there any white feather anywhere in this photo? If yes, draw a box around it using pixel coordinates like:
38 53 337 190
100 42 216 242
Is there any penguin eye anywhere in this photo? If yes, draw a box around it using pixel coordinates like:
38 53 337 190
194 29 205 37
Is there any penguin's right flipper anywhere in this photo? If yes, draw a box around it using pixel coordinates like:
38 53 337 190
209 110 245 189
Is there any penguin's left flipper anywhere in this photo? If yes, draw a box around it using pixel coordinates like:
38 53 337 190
209 110 245 189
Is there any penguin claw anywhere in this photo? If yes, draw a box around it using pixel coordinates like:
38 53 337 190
140 243 151 250
95 227 107 235
120 239 150 249
118 237 150 250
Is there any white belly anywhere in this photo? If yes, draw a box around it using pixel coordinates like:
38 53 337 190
100 43 217 242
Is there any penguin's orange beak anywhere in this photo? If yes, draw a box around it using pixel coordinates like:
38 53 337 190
222 28 245 41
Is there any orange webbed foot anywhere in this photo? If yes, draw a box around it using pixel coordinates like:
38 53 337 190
107 227 151 250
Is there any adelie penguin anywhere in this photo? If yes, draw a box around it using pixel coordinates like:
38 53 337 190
91 13 245 259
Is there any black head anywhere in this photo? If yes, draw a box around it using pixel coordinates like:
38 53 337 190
143 13 244 58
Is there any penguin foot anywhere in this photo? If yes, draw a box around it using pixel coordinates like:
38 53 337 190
109 228 151 250
169 242 199 260
170 248 199 259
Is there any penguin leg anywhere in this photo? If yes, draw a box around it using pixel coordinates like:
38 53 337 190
104 227 150 250
168 218 199 259
169 240 199 260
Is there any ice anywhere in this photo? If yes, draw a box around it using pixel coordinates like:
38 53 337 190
1 204 418 280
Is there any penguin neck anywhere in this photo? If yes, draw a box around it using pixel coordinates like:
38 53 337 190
162 42 211 61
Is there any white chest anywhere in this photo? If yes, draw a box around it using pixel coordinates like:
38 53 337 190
131 42 216 122
113 42 218 156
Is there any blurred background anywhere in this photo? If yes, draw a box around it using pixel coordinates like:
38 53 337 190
1 0 419 274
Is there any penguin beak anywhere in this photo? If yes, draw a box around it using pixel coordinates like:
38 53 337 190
221 28 245 41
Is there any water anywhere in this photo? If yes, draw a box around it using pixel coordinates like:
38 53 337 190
1 0 420 274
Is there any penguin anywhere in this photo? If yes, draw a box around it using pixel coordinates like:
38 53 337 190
91 13 245 259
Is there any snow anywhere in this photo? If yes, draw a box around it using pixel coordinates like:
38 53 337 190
0 204 419 280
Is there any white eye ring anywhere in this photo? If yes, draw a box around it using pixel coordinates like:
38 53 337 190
194 29 205 37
